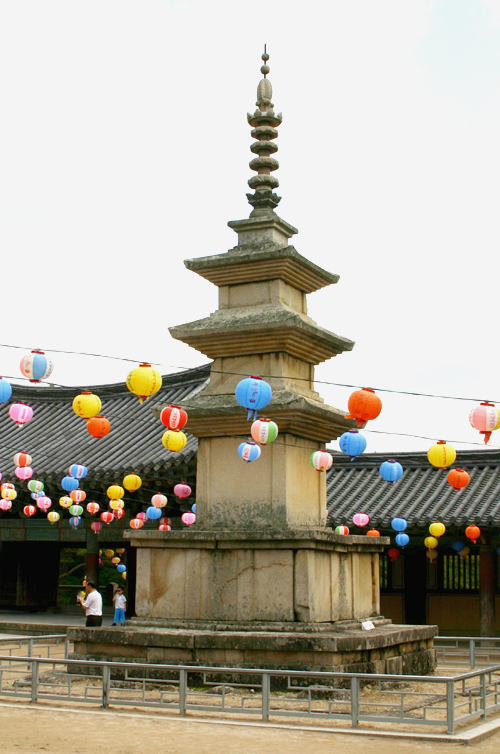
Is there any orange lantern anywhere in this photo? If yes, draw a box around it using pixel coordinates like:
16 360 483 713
366 529 380 537
100 511 114 524
86 502 100 515
447 468 470 492
87 416 111 439
465 525 481 544
345 388 382 427
70 489 86 503
129 518 144 530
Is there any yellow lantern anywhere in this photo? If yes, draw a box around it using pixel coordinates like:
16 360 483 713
426 549 438 561
107 484 124 500
1 488 17 501
126 363 162 404
424 536 439 549
104 549 114 558
109 499 125 510
429 522 446 538
122 572 127 580
47 511 60 524
72 391 102 419
123 473 142 492
162 430 187 453
111 557 120 565
59 496 72 509
427 441 456 469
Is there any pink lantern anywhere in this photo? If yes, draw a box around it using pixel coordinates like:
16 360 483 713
151 494 167 508
15 466 33 480
136 511 149 522
23 504 36 517
86 502 100 515
91 521 102 534
352 513 370 527
174 484 191 499
129 518 144 530
114 508 125 520
158 523 171 531
181 512 196 526
469 402 500 444
36 496 52 512
100 511 114 524
13 452 32 467
9 403 34 427
0 500 12 511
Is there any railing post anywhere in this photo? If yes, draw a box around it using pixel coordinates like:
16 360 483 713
470 639 476 669
446 680 455 734
102 665 110 709
64 637 70 660
179 669 187 716
481 672 487 719
351 677 359 729
31 660 38 704
261 673 270 722
27 639 34 658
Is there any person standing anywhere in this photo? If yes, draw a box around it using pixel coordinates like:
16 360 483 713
78 581 103 627
111 587 127 626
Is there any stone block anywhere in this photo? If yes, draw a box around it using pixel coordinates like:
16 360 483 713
385 655 403 674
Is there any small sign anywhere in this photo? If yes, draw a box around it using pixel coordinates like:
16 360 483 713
361 620 375 631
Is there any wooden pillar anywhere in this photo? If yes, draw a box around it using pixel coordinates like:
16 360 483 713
479 546 496 637
86 532 99 586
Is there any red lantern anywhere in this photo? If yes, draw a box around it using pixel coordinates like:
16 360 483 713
87 416 111 439
465 525 481 544
86 502 100 515
91 521 102 534
388 547 400 561
160 517 171 526
160 405 188 430
113 508 125 520
23 504 36 517
345 388 382 427
366 529 380 537
447 468 470 492
129 518 144 530
158 524 171 531
13 452 32 467
100 511 114 524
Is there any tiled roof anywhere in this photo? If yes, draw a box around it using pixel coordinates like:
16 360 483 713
326 450 500 528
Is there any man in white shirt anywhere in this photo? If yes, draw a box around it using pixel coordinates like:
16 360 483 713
78 581 103 627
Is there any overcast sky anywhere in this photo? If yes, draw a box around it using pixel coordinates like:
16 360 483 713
1 0 500 454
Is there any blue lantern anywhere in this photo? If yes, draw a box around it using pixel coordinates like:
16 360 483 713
391 517 407 532
379 460 403 482
0 377 12 404
191 503 196 513
117 564 126 573
69 516 81 529
61 476 79 492
69 464 88 479
238 441 262 462
339 430 367 460
395 532 410 548
235 376 272 420
146 506 161 520
452 540 465 553
31 492 41 500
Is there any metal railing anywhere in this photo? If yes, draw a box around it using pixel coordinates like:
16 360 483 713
0 635 71 662
435 636 500 669
0 652 498 734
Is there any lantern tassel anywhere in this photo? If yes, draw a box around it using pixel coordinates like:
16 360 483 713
484 431 491 444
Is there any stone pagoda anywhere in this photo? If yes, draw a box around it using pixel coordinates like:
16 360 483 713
72 51 435 675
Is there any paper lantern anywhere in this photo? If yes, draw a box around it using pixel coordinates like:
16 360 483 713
69 516 81 529
1 482 14 492
116 548 125 554
59 496 72 509
117 564 126 573
388 547 400 561
113 508 125 520
151 494 167 508
427 441 456 469
391 517 407 532
69 504 83 516
429 522 446 538
69 464 88 479
9 402 33 427
91 521 102 533
160 405 188 430
191 503 196 513
15 466 33 480
0 377 12 404
452 540 465 553
70 489 86 503
379 460 403 483
126 363 162 403
158 524 171 531
181 511 196 526
107 485 124 500
469 402 500 444
424 536 439 550
426 549 438 562
251 418 279 445
395 532 410 548
86 502 100 515
100 511 114 524
147 506 162 520
13 452 32 467
72 392 102 420
111 557 120 565
366 529 380 537
20 350 54 383
122 573 127 580
460 546 470 559
1 485 16 501
235 376 272 420
310 451 333 472
87 416 111 438
31 492 41 500
0 500 12 511
345 388 382 426
447 468 470 492
339 430 367 460
335 525 350 535
28 480 44 493
123 474 142 492
238 441 261 462
136 512 149 522
352 513 370 527
109 499 124 511
61 476 79 492
104 549 114 557
465 525 481 544
160 517 171 527
162 430 187 453
36 496 52 512
23 504 36 517
129 518 144 530
47 511 60 524
173 484 191 499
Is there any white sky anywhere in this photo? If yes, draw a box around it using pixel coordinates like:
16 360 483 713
1 0 500 454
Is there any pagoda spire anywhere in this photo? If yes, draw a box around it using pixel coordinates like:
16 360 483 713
246 45 282 214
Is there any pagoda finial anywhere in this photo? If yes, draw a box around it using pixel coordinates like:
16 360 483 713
246 46 282 214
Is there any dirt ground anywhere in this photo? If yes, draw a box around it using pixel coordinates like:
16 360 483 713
1 703 500 754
